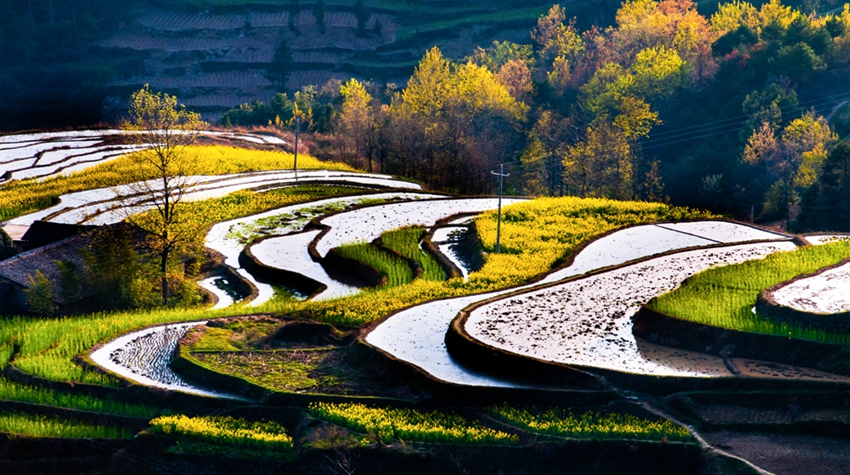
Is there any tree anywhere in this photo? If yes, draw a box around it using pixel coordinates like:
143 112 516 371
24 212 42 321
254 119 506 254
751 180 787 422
121 85 206 306
25 270 54 317
339 79 376 171
267 40 294 91
0 228 15 261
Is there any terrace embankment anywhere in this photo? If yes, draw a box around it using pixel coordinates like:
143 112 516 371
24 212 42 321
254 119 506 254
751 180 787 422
633 307 850 378
756 258 850 332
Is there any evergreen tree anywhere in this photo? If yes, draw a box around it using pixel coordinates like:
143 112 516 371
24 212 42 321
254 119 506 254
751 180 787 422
267 40 294 91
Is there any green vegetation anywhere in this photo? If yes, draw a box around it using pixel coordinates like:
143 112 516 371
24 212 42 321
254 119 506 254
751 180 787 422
649 240 850 344
192 349 346 393
489 405 692 441
0 412 132 439
382 226 446 281
0 374 162 418
149 415 293 458
309 403 518 445
335 242 413 287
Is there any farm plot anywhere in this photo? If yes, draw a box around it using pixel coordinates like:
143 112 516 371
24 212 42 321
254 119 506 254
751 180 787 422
6 171 421 227
315 198 525 257
804 234 850 245
206 191 441 306
251 230 360 302
431 225 471 279
0 130 289 183
89 321 242 399
366 221 797 385
463 243 812 378
767 261 850 315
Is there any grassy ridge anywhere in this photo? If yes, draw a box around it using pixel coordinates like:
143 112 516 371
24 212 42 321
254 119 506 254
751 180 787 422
381 226 446 281
648 240 850 344
489 405 692 441
0 412 132 439
310 402 517 445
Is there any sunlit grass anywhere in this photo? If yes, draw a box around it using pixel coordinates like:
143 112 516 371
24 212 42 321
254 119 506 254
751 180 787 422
382 226 446 281
335 242 413 288
0 145 354 221
310 402 517 445
0 412 132 439
649 240 850 343
489 405 692 441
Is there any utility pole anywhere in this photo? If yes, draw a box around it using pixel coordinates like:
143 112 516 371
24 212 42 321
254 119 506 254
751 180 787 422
491 163 509 254
293 115 300 180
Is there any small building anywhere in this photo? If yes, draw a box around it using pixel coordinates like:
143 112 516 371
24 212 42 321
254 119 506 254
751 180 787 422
18 221 95 252
0 235 92 315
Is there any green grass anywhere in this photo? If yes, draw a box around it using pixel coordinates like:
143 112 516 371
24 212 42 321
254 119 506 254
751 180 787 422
0 411 132 439
489 405 692 441
0 376 163 418
192 349 341 393
335 242 413 288
381 226 446 281
310 403 518 445
649 240 850 344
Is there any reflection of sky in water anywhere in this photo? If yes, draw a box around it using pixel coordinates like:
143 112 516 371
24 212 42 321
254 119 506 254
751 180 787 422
370 222 798 386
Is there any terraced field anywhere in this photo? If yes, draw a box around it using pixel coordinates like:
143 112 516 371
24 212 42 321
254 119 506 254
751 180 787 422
2 134 849 473
96 0 563 121
0 129 288 183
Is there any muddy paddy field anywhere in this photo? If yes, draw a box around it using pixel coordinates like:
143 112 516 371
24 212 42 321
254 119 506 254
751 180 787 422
2 168 849 475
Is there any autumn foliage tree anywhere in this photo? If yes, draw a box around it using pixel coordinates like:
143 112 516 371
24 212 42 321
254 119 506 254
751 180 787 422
121 85 206 306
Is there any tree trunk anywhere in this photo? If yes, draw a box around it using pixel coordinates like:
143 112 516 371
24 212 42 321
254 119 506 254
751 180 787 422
161 249 169 306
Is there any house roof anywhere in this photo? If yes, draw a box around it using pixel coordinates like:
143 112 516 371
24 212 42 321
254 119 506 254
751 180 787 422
21 221 95 245
0 235 91 305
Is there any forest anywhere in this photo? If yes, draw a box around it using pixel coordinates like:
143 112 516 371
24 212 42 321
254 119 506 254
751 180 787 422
222 0 850 230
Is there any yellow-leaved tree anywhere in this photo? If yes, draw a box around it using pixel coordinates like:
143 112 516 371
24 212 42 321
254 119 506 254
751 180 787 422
120 85 206 306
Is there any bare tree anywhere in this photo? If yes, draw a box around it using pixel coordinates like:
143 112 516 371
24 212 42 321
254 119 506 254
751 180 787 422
120 85 205 306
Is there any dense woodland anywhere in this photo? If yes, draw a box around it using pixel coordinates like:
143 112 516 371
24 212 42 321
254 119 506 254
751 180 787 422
223 0 850 230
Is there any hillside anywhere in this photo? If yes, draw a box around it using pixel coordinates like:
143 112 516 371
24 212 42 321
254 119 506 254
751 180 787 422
0 0 624 129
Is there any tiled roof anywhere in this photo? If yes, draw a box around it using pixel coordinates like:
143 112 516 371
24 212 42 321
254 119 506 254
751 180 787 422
0 235 91 305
